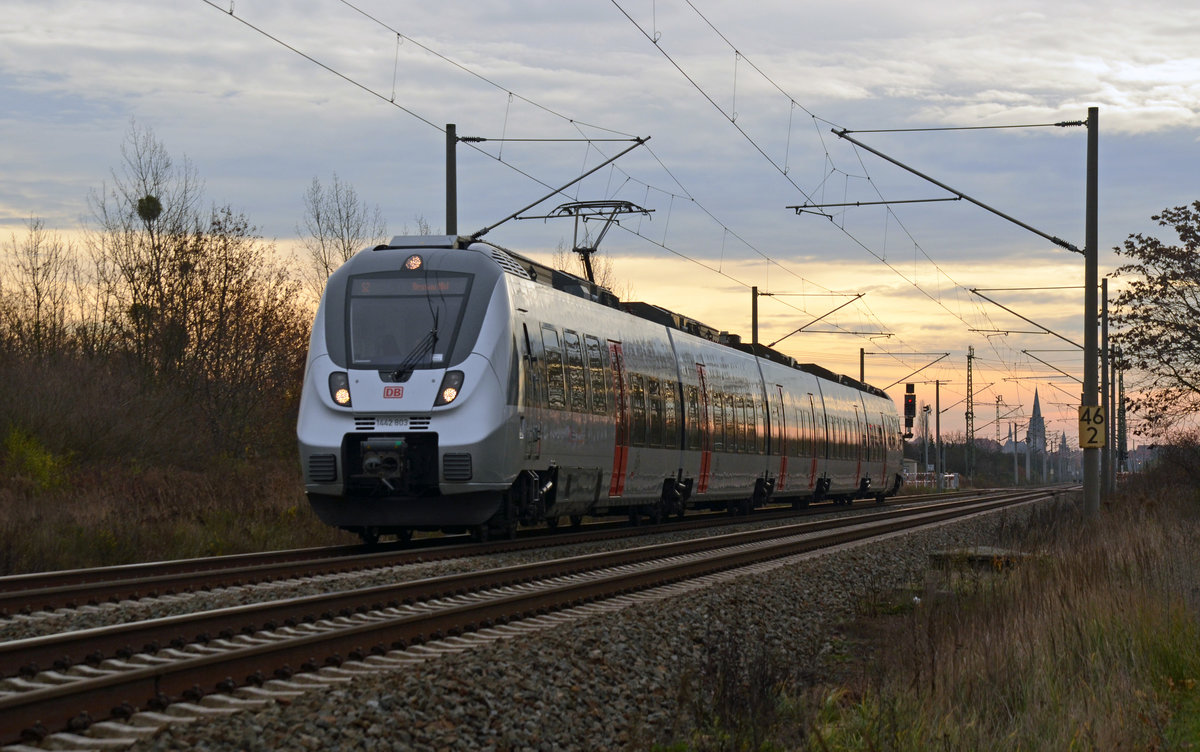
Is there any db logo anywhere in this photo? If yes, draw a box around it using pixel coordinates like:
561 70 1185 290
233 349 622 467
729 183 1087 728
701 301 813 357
383 386 404 399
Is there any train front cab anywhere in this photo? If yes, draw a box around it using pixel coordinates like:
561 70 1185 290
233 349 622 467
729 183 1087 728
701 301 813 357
298 237 524 539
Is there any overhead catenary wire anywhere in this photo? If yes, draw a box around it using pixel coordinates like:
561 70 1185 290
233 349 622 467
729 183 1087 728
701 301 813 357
203 1 1057 404
203 0 860 331
609 0 1076 398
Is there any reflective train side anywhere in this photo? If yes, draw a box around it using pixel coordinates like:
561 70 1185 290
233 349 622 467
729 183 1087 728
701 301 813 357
297 235 904 542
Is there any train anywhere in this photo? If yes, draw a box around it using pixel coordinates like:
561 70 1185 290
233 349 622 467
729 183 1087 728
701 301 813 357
297 235 904 543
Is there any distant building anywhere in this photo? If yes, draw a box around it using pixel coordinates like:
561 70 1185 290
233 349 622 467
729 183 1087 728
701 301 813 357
1027 389 1046 455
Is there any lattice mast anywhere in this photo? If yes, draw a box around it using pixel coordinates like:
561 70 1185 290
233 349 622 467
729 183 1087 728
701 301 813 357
966 345 975 475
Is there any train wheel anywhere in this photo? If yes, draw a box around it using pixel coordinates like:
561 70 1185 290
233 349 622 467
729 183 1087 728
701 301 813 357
646 503 665 525
546 516 560 529
628 509 641 526
358 527 380 546
570 515 584 528
471 525 489 543
396 528 413 546
752 479 771 511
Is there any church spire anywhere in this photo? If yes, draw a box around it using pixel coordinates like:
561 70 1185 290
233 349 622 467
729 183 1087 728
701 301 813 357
1028 389 1046 454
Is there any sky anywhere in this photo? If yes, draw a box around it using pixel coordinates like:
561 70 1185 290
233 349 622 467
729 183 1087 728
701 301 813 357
3 1 1199 445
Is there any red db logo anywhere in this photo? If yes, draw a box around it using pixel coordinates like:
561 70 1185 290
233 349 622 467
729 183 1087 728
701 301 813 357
383 386 404 399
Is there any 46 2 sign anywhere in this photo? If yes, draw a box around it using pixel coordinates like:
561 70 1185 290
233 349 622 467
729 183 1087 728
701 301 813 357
1078 405 1106 449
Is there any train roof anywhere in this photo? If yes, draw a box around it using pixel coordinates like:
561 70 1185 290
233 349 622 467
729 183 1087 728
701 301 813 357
377 235 890 401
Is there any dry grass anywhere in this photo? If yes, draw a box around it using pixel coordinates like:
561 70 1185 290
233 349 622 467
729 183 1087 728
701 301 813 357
0 349 350 575
0 458 353 575
811 485 1200 750
666 475 1200 751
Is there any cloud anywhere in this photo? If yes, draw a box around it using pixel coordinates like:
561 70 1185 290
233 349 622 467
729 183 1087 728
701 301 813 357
2 0 1196 439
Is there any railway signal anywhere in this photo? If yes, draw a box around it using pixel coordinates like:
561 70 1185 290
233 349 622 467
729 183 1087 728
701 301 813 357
903 383 916 438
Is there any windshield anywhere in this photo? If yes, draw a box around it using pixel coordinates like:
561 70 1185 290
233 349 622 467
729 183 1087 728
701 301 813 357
346 272 473 369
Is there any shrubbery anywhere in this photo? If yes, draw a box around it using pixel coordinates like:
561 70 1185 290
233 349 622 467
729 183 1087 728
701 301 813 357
0 124 341 573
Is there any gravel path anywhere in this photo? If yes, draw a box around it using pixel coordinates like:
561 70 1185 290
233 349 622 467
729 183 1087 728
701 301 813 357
111 499 1048 751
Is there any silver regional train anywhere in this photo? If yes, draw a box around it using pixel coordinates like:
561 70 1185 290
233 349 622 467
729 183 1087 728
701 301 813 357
297 235 904 543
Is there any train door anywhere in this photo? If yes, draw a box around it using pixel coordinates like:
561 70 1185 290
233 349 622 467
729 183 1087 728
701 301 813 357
520 322 541 460
607 340 629 497
773 385 788 492
878 411 890 489
695 363 712 493
853 404 863 486
806 393 820 489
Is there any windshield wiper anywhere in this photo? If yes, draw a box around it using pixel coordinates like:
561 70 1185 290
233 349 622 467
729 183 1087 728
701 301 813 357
389 327 438 382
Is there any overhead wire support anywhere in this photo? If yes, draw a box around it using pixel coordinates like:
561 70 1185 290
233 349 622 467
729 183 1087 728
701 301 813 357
1022 349 1083 384
470 137 649 240
838 121 1086 133
517 200 653 284
767 293 864 348
461 138 641 143
883 353 951 390
790 197 961 215
969 288 1083 350
831 129 1083 254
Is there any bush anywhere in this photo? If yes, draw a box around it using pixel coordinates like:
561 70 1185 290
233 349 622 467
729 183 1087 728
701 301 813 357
1 426 69 493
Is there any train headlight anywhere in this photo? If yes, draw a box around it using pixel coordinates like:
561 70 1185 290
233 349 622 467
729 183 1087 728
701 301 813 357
329 372 352 407
404 254 423 271
434 370 464 406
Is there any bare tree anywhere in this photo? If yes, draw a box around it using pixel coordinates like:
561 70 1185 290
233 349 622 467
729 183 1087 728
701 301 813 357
298 174 387 300
1 217 75 358
87 120 205 373
82 122 310 455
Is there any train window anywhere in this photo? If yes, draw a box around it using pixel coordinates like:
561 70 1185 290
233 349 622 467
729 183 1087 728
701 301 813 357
346 272 471 369
584 335 607 414
841 417 849 459
748 397 760 455
648 378 664 447
685 385 701 451
629 374 647 447
712 391 724 452
541 324 566 410
735 397 747 455
563 330 586 414
724 398 734 455
796 405 807 457
663 380 679 449
859 418 867 461
812 411 821 458
507 340 520 406
522 323 541 410
761 398 769 455
838 416 845 460
754 397 762 454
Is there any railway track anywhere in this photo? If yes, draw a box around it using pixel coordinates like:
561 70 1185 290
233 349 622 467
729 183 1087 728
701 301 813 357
0 489 987 618
0 487 1067 747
